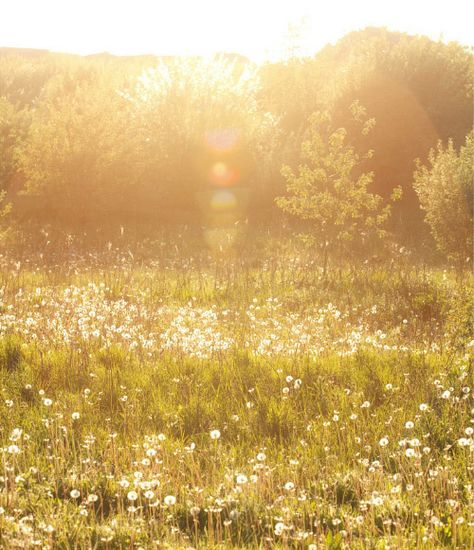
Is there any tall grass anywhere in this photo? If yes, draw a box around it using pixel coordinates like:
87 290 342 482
0 233 472 547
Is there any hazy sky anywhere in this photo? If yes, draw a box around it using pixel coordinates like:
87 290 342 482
1 0 472 61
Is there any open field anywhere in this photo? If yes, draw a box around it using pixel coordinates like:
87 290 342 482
0 236 472 548
0 18 473 549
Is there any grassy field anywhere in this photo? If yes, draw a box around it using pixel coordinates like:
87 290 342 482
0 234 473 548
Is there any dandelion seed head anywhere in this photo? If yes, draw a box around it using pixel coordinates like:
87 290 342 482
164 495 176 506
210 429 221 440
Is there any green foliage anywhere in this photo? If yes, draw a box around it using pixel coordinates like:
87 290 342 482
276 102 391 270
0 335 23 373
124 57 277 216
17 69 142 225
261 28 473 234
0 97 29 192
0 30 472 248
414 131 473 266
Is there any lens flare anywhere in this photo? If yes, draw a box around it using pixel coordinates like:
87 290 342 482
210 189 238 212
209 162 239 186
205 128 240 152
200 128 247 252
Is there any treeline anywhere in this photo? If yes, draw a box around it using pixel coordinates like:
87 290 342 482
0 27 472 244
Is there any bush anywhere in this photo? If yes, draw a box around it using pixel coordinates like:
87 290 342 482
413 131 473 267
276 102 396 273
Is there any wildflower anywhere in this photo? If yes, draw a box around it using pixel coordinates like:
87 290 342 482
371 495 384 506
70 489 80 499
43 398 53 407
72 412 80 420
164 495 176 506
236 474 248 484
274 522 285 536
9 428 22 441
257 452 266 461
405 421 414 429
379 437 389 447
284 481 295 491
127 491 138 501
87 494 98 503
144 490 155 499
210 429 221 440
419 403 429 411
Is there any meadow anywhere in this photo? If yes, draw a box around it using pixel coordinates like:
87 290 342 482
0 231 472 548
0 9 473 549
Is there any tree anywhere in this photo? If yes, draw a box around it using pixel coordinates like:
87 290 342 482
123 56 277 219
276 102 396 273
18 68 142 226
261 28 473 236
0 97 30 193
413 131 473 268
319 29 473 234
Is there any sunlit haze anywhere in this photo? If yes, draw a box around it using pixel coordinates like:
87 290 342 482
1 0 472 61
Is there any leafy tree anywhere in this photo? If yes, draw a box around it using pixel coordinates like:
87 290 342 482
261 28 473 236
0 97 30 193
0 51 59 108
413 131 473 267
18 69 142 226
276 102 396 273
317 28 473 233
124 57 277 219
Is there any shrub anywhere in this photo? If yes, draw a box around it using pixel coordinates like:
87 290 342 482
413 131 473 267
